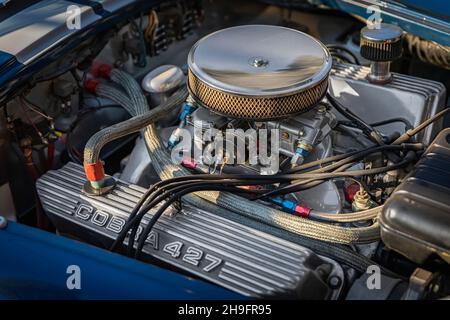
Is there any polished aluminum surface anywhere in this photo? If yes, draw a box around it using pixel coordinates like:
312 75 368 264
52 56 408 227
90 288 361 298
141 65 184 93
36 163 344 298
330 62 446 145
368 61 392 84
188 25 331 97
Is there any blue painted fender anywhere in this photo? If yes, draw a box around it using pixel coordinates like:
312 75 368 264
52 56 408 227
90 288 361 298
0 220 243 300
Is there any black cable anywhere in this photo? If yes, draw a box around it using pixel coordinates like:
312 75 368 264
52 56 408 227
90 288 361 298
110 143 424 253
285 143 422 174
273 162 357 197
326 93 385 145
133 184 270 259
259 151 416 198
266 151 417 198
334 123 375 148
370 118 414 131
126 179 270 256
112 176 213 253
110 176 287 253
337 122 394 145
327 44 360 65
127 153 418 255
339 117 414 132
330 52 353 64
127 181 277 257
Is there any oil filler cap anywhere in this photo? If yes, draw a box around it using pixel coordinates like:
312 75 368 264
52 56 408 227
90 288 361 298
360 23 403 83
360 23 403 62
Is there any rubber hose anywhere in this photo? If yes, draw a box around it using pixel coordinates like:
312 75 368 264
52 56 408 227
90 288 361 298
96 84 137 116
110 69 149 115
83 86 187 165
311 207 381 223
205 201 398 277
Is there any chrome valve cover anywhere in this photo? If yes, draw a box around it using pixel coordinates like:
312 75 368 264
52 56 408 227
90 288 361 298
36 163 344 299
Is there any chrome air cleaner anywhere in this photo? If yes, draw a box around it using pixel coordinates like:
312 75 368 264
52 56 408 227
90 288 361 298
187 25 332 120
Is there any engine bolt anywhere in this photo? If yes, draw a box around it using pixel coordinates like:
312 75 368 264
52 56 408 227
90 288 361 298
251 57 269 68
328 275 342 289
317 105 327 113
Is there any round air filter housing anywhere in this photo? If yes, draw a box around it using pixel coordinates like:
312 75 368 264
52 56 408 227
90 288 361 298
187 25 332 120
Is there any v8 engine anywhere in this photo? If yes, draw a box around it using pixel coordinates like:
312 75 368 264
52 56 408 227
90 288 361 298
1 0 450 301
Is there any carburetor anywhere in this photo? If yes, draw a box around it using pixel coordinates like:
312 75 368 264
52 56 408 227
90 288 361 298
267 104 336 165
168 24 336 170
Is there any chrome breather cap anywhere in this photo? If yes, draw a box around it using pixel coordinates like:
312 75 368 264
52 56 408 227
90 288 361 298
360 23 404 84
187 25 332 120
360 23 404 62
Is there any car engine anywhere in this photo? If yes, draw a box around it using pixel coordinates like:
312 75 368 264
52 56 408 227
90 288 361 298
1 0 449 300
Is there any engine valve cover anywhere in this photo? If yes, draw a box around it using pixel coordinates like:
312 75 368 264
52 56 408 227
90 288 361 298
36 163 343 299
380 128 450 264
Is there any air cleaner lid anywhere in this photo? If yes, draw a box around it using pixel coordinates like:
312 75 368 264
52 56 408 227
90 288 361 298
188 25 331 98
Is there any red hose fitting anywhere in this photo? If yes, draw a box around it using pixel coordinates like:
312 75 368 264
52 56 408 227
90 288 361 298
91 61 112 79
84 161 105 182
345 183 360 203
84 78 100 94
181 156 197 169
294 204 311 218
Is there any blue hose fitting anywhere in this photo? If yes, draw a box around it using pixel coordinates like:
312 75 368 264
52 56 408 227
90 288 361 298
270 197 297 213
167 101 197 150
179 101 196 123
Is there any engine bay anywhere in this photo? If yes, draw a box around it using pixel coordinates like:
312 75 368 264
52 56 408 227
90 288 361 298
1 0 450 300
